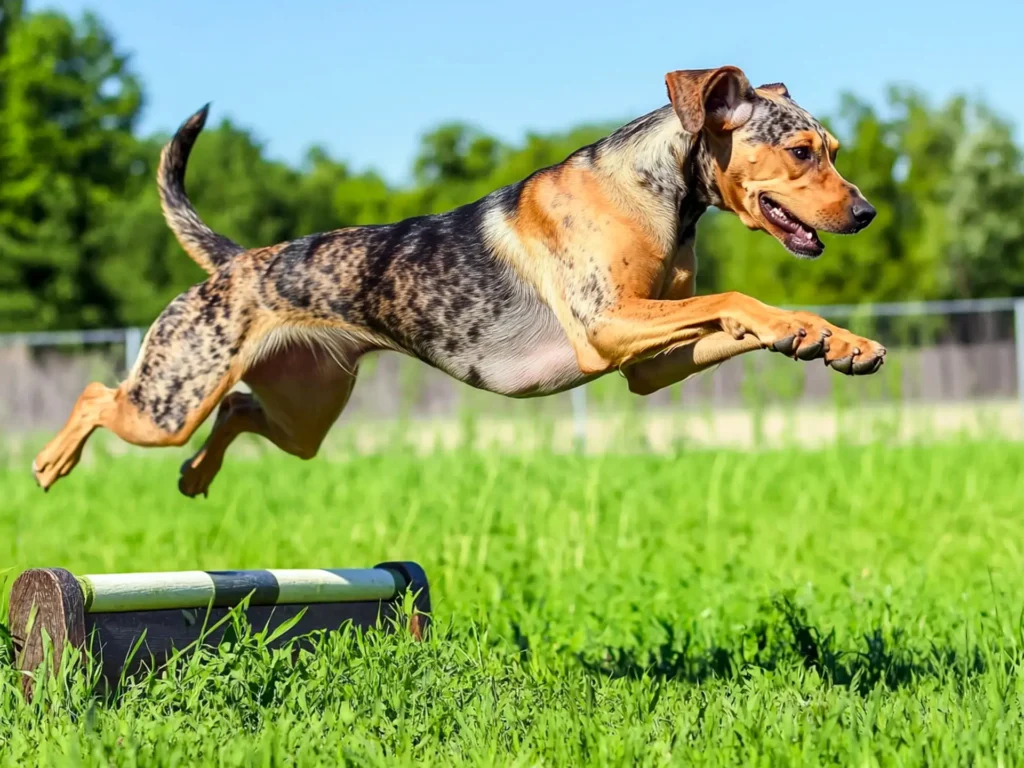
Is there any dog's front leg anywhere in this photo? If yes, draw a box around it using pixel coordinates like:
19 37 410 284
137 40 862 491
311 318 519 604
583 292 886 381
621 331 763 395
616 245 765 395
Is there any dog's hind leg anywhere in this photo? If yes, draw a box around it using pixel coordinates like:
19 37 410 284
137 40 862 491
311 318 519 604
175 392 269 498
32 275 252 491
177 341 360 498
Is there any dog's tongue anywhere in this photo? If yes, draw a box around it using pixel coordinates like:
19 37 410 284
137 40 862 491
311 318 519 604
785 224 823 256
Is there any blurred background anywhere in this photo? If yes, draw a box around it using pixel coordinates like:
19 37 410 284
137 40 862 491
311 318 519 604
2 0 1024 452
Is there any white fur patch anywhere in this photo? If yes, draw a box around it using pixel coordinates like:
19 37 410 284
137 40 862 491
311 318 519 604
245 324 393 377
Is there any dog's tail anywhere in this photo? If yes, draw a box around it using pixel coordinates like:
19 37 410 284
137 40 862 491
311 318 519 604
157 104 245 273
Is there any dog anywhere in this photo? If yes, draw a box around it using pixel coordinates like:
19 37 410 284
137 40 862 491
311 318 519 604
32 65 885 496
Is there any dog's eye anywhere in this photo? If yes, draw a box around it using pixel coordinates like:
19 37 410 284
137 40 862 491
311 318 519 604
788 147 811 161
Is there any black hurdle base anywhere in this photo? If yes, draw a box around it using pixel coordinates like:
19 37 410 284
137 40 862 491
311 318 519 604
8 561 430 699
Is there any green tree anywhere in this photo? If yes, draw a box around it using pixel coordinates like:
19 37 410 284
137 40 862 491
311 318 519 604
95 120 303 325
0 0 22 59
0 8 140 330
413 123 501 186
945 111 1024 298
2 2 1024 332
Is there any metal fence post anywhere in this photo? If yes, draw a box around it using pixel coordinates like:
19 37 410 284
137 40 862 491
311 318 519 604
1015 299 1024 429
124 327 143 374
571 386 587 452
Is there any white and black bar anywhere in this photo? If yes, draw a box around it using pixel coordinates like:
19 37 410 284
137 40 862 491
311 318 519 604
77 568 403 613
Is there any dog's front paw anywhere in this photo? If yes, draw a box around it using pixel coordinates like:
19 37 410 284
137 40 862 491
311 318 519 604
824 333 887 375
768 312 885 375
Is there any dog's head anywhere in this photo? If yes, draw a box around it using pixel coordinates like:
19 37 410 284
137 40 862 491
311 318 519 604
665 66 875 258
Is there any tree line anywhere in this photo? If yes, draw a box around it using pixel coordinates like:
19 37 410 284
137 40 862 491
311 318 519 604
2 1 1023 333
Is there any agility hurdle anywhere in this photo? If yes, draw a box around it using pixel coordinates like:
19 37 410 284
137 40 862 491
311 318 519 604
10 561 430 697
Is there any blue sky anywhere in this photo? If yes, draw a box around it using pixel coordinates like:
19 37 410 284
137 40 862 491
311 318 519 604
39 0 1024 183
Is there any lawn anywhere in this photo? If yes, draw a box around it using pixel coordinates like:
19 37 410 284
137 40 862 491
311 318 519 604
2 438 1024 765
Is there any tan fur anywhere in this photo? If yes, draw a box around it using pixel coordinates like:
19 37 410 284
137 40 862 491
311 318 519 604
717 130 859 237
179 347 357 497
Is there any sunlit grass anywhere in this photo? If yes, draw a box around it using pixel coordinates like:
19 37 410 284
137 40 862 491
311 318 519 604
2 439 1024 765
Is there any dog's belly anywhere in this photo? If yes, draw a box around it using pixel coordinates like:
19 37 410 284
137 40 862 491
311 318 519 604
436 303 591 398
467 332 586 398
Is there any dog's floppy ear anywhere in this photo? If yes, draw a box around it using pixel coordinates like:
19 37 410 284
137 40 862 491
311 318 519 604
664 66 755 135
758 82 790 99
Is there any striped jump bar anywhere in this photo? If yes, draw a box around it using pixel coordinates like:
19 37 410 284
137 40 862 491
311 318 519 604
76 567 405 613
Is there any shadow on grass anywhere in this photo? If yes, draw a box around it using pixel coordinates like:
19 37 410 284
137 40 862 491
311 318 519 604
572 597 991 693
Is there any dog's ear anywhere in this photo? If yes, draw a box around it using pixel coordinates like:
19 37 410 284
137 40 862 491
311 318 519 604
758 82 790 99
664 66 755 135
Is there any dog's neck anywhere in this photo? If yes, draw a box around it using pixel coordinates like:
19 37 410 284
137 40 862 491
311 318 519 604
590 105 721 250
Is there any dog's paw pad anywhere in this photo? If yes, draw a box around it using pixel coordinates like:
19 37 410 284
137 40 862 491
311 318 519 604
772 335 800 356
796 341 824 360
829 355 855 375
853 356 885 375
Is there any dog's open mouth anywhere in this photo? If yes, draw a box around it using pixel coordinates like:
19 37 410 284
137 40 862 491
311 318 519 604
759 195 824 258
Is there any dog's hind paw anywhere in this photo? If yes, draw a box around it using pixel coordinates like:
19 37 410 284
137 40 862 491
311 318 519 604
32 446 80 492
178 455 215 499
30 459 49 493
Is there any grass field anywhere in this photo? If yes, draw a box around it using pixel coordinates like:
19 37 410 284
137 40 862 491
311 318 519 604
2 436 1024 765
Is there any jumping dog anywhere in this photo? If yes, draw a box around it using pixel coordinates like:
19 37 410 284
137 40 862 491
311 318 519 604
33 65 885 496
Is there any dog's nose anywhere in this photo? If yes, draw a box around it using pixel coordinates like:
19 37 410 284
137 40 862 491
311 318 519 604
850 199 876 229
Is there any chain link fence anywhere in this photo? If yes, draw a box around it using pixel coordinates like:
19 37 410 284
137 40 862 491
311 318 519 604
2 298 1022 451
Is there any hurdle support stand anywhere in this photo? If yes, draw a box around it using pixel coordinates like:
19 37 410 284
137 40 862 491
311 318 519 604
9 561 430 699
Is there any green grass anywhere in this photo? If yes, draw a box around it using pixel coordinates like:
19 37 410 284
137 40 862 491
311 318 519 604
2 438 1024 765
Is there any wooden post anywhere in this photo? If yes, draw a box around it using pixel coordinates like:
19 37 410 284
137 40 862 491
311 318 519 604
9 568 86 700
9 562 430 698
